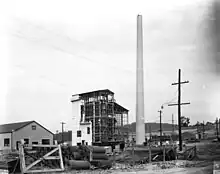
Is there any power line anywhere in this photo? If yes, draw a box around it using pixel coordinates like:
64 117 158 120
162 89 178 107
12 30 135 75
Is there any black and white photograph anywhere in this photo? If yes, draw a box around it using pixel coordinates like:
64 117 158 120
1 0 220 173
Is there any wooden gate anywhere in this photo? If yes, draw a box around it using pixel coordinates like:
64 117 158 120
19 144 64 173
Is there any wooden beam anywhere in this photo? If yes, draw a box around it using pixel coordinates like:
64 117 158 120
172 81 189 85
25 147 59 171
44 156 60 160
25 168 64 173
168 102 190 106
58 144 64 170
31 144 58 148
19 144 26 174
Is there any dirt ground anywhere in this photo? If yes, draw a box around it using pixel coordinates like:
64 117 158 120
49 160 214 174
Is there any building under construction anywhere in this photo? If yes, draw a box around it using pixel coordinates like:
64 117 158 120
71 89 129 146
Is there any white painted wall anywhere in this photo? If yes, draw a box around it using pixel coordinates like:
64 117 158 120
12 122 53 149
0 133 11 150
71 98 92 146
77 123 92 145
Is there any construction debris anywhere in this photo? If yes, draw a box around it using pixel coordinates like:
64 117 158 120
3 141 219 173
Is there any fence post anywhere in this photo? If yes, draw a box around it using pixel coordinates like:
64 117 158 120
149 144 151 163
163 145 165 163
194 145 197 159
132 146 135 166
113 149 116 168
19 142 25 174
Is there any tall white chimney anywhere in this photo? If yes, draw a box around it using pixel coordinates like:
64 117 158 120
136 14 145 145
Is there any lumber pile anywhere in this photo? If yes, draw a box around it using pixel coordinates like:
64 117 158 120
111 146 177 164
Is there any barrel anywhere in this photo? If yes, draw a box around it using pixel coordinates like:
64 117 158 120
92 146 106 153
68 160 90 170
92 153 108 160
69 146 78 152
73 152 82 160
91 160 112 169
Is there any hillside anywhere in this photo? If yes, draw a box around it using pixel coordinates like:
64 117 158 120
124 122 197 133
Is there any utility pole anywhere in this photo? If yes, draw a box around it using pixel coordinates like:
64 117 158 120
196 122 199 139
158 110 162 146
168 69 190 151
172 114 174 133
149 125 152 142
203 121 205 139
219 118 220 138
216 118 219 139
60 122 66 144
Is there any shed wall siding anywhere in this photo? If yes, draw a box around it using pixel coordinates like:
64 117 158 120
0 133 11 150
12 122 53 149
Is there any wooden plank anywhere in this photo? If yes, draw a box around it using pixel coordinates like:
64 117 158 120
30 145 58 148
58 145 64 170
44 156 60 160
25 168 64 173
19 144 26 174
25 147 59 171
25 150 37 154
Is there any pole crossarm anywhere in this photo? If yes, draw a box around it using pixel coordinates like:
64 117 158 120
168 102 190 106
172 81 189 85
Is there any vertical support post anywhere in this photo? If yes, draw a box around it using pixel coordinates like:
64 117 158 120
172 114 174 133
58 145 64 170
132 146 135 166
11 130 14 151
19 143 25 174
121 113 123 127
113 149 116 168
99 101 101 142
89 149 93 162
219 118 220 138
113 102 115 141
216 118 219 139
93 102 95 143
158 110 162 146
194 145 197 159
60 122 66 144
149 143 151 163
127 112 129 142
168 69 189 151
178 69 182 151
163 145 166 163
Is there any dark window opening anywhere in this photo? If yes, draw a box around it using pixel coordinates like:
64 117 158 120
77 143 81 146
16 141 20 150
82 140 85 145
77 130 81 137
24 139 29 145
42 139 50 145
32 125 36 130
4 138 10 147
32 142 38 145
87 127 90 134
85 142 88 145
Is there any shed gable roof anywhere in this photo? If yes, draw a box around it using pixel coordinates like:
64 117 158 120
0 121 54 135
0 121 34 133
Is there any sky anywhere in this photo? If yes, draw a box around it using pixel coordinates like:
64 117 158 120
0 0 220 133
